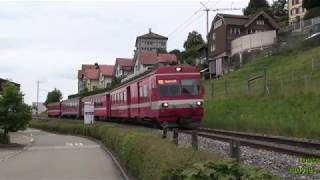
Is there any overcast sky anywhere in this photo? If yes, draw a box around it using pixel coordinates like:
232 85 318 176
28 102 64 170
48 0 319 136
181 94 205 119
0 0 258 104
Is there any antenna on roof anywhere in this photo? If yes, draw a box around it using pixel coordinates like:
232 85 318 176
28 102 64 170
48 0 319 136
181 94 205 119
149 28 151 34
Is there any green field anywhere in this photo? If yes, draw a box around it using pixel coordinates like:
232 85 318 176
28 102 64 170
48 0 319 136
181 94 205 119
202 44 320 139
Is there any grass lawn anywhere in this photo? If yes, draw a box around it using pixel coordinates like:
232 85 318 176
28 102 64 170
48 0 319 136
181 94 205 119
202 45 320 139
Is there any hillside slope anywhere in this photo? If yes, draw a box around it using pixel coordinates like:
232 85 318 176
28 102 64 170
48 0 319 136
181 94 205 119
203 45 320 139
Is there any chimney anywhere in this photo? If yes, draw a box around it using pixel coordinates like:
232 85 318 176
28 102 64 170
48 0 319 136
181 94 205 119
94 62 99 69
149 28 151 34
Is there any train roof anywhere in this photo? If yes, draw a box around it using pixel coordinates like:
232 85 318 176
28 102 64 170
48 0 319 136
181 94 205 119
82 92 109 100
114 65 200 91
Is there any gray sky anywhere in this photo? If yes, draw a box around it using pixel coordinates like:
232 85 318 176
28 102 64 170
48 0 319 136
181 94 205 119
0 0 255 104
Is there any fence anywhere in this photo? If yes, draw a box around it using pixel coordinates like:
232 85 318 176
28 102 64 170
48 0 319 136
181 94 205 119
279 16 320 35
205 58 320 100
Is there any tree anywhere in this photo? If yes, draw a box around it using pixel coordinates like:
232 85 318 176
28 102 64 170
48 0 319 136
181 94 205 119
44 88 62 106
271 0 288 24
0 82 31 143
244 0 270 16
169 49 184 64
303 0 320 20
183 31 205 51
303 0 320 10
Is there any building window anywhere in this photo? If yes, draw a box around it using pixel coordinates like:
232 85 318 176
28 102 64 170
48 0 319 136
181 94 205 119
212 33 216 41
230 28 240 35
256 20 264 25
211 44 215 52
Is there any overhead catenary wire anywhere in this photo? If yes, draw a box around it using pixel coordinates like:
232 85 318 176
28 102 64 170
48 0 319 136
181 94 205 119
169 12 205 41
167 0 210 38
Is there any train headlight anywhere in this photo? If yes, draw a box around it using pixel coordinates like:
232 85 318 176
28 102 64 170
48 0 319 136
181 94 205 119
196 101 202 106
162 102 169 108
176 67 182 72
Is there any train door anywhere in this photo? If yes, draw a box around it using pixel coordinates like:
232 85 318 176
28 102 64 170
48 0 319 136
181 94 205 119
127 86 131 118
137 82 141 116
106 94 111 120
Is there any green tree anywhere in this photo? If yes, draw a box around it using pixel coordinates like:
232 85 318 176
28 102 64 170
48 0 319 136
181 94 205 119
271 0 288 24
183 31 205 65
169 49 184 64
0 82 31 143
303 0 320 20
244 0 270 16
183 31 205 51
44 88 62 106
303 0 320 10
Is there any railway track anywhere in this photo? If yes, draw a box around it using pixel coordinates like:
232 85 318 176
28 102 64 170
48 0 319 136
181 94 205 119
182 128 320 158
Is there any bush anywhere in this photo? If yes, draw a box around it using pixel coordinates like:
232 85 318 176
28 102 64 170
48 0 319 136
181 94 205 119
30 119 276 180
303 7 320 20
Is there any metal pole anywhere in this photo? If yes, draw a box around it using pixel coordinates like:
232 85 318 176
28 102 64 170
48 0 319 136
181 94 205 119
191 130 198 150
230 141 240 162
173 128 179 145
36 80 39 115
211 80 214 99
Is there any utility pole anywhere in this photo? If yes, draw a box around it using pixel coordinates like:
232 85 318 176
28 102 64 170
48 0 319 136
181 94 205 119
36 80 39 115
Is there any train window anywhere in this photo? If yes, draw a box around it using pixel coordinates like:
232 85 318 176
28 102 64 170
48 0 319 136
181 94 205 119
124 91 127 101
159 80 180 96
144 85 148 97
181 79 200 96
139 86 143 98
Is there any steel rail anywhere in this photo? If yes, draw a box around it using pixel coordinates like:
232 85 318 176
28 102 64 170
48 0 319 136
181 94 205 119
182 129 320 158
197 128 320 149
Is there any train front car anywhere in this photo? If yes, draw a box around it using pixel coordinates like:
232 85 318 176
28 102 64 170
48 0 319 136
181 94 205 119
152 66 204 128
47 102 61 117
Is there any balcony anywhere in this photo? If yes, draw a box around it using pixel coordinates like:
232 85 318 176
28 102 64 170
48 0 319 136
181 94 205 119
231 30 277 56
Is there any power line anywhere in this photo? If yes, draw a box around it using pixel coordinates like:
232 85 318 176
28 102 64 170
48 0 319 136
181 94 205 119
168 0 210 37
169 12 205 41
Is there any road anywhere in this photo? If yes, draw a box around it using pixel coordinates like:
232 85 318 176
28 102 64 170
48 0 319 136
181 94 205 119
0 129 124 180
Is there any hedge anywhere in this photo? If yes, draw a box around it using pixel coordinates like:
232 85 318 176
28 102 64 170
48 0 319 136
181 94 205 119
29 119 276 180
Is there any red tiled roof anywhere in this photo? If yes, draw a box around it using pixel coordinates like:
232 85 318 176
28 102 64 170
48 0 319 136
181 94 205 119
138 52 177 65
116 58 133 68
157 53 177 63
82 64 95 70
99 65 114 76
84 69 99 80
78 64 113 79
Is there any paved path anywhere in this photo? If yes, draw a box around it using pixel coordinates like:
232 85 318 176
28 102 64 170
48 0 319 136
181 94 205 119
0 129 123 180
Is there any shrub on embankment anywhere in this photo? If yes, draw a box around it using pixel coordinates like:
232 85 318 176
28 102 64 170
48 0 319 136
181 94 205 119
30 119 276 180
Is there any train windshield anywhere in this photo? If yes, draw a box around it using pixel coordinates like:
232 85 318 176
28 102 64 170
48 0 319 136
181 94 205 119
158 80 180 96
158 79 200 96
181 79 200 96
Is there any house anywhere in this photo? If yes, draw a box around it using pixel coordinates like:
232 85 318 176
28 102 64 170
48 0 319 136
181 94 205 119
32 102 47 115
288 0 306 23
0 78 20 91
134 52 177 72
78 63 114 93
207 11 280 77
113 58 133 78
98 65 114 89
135 28 168 54
133 29 168 73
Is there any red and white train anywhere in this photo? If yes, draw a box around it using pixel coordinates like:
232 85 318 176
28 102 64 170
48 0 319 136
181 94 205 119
47 65 204 128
